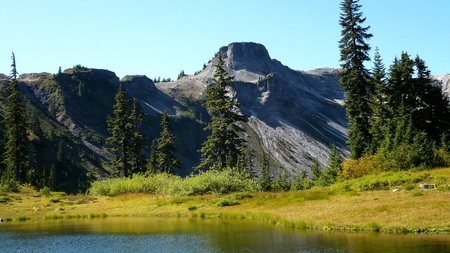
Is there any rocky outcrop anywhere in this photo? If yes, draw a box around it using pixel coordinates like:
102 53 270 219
163 42 348 176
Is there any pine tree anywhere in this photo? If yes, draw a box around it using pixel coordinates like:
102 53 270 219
129 99 147 174
197 52 245 170
258 152 271 191
106 84 132 177
316 145 342 187
2 53 29 184
338 0 373 159
368 48 387 154
311 158 322 181
151 112 180 174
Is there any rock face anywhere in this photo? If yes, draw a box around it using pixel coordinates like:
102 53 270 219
163 42 348 175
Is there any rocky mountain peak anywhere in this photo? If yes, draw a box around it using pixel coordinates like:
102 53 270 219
220 42 272 73
121 75 157 92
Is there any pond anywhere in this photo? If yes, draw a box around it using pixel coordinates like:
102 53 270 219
1 217 449 252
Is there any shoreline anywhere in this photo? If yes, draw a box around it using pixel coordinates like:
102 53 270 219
1 188 449 235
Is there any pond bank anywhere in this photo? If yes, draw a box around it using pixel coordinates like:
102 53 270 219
1 186 449 235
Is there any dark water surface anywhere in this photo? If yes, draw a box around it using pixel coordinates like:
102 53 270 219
0 217 449 252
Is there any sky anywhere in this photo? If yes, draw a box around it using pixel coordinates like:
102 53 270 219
1 0 449 80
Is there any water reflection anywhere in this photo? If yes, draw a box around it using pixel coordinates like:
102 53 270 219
1 217 449 252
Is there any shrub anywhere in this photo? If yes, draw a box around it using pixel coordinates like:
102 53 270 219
40 187 51 195
88 168 258 196
340 156 377 180
216 197 240 207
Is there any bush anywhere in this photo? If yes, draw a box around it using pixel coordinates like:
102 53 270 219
88 168 258 197
216 197 240 207
340 156 377 180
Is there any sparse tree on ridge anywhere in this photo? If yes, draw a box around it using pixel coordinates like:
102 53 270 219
338 0 373 159
197 52 245 170
2 53 29 185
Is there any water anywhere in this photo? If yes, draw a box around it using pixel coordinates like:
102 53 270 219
0 217 449 252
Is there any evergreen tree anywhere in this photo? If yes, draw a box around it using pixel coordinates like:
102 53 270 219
129 99 147 174
386 53 450 145
197 52 245 170
368 48 387 154
316 145 342 187
151 112 180 174
311 158 322 181
258 152 271 191
2 53 29 184
147 140 159 174
338 0 373 158
106 84 132 177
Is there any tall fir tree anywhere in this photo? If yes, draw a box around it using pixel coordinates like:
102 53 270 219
129 99 147 174
368 47 387 154
151 111 180 174
2 53 29 184
338 0 373 159
106 84 133 177
197 52 245 170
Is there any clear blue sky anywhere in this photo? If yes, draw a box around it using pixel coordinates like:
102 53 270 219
1 0 449 80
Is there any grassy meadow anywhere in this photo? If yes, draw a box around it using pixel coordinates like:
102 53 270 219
1 168 449 234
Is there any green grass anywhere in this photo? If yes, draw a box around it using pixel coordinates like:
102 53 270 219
331 170 431 191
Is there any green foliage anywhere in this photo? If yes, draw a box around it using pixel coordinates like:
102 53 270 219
2 53 30 184
273 171 291 192
149 112 180 174
338 0 373 159
197 52 245 170
258 153 271 191
129 99 147 174
106 85 147 177
311 158 321 181
216 197 240 207
88 168 258 196
316 145 343 187
291 170 313 191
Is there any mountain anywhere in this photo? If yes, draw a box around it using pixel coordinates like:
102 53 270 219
0 42 352 191
161 42 348 175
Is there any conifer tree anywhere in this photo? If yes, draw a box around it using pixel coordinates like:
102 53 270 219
151 112 180 174
338 0 373 158
197 52 245 170
106 84 132 177
368 48 387 154
386 53 450 145
129 99 147 174
258 152 271 191
2 53 29 184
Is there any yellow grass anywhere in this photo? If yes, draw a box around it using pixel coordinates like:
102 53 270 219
1 168 450 234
